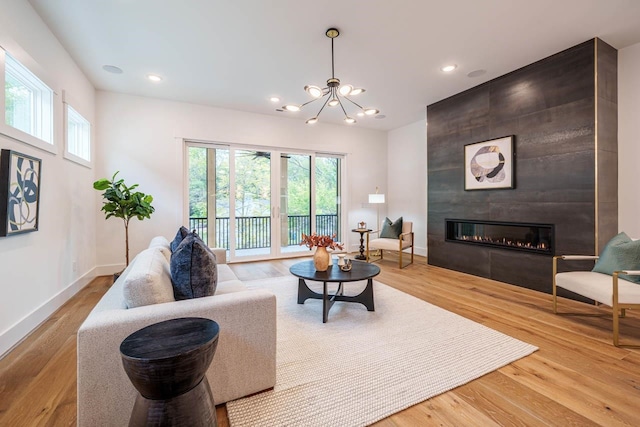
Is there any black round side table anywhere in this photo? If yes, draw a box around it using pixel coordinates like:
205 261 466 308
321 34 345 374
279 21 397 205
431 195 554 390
352 228 372 260
120 317 220 427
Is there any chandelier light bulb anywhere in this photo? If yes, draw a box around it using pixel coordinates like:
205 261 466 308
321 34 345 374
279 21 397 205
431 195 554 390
344 117 356 124
328 98 339 107
350 88 365 95
339 84 353 96
364 108 379 116
357 111 365 117
306 117 319 124
283 104 301 112
305 85 324 98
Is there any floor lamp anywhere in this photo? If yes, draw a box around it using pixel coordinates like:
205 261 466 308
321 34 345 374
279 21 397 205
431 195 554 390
368 188 385 231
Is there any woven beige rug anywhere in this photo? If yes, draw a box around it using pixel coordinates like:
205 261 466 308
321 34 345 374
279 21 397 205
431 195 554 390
226 276 537 426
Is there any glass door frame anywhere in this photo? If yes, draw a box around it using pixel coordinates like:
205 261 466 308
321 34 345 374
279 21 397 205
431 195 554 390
184 140 347 263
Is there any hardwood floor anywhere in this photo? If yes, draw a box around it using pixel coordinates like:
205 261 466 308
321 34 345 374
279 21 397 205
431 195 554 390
1 255 639 426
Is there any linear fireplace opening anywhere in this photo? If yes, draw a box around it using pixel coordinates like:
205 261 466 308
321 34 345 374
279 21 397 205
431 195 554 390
445 219 554 255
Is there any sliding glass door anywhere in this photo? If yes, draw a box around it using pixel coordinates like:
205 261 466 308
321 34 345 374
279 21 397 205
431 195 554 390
187 143 342 262
280 153 311 255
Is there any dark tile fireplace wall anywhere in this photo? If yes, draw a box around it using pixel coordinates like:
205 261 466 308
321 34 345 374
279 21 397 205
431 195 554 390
427 39 618 295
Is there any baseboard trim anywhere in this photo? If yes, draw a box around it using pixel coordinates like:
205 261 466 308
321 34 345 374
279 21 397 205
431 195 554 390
0 267 98 359
95 263 126 276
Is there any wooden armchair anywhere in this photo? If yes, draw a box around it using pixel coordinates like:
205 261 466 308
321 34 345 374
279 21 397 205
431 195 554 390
366 220 414 269
553 255 640 347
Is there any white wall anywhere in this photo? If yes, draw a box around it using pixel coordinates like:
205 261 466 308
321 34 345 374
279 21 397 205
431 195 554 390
95 91 388 266
619 41 640 238
386 119 427 256
0 0 96 356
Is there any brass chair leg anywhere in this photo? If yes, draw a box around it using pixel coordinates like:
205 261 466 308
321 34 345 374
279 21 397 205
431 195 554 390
613 273 620 347
411 236 414 265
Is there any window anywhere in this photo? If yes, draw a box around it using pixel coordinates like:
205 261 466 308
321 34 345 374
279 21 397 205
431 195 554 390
65 103 91 164
4 52 53 144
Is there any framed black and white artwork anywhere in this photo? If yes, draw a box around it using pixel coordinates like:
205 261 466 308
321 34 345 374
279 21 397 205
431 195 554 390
464 136 515 191
0 149 42 236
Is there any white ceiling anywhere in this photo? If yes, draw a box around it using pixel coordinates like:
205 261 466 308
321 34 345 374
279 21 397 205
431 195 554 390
28 0 640 131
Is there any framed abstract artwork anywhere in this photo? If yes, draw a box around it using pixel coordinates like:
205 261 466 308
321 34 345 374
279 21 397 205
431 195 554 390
464 136 515 191
0 149 42 236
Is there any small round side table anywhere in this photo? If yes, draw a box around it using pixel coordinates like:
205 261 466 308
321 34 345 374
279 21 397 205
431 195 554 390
120 317 220 427
352 228 372 260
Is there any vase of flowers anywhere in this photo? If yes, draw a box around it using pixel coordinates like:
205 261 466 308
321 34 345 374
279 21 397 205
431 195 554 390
300 233 344 272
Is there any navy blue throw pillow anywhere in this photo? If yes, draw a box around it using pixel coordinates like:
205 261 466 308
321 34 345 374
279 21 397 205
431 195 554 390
170 232 218 300
170 226 190 252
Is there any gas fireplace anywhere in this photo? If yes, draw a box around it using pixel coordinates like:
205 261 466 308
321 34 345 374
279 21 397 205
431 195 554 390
445 219 554 255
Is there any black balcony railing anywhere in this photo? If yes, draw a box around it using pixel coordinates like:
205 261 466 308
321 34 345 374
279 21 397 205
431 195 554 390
189 214 339 249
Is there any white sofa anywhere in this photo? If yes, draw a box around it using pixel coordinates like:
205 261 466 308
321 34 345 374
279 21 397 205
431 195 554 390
77 237 276 426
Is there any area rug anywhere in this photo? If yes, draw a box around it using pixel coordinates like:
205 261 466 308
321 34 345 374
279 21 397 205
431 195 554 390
226 276 537 426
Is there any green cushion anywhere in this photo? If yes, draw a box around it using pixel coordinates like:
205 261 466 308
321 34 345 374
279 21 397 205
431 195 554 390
380 217 403 239
592 232 640 283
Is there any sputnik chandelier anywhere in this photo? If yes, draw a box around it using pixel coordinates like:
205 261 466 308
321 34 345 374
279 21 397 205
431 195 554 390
281 28 379 125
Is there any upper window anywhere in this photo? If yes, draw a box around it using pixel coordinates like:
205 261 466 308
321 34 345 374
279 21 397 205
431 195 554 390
65 103 91 164
4 52 53 144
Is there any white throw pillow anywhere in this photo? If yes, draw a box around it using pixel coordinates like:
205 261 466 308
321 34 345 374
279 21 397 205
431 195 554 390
148 236 172 261
123 247 175 308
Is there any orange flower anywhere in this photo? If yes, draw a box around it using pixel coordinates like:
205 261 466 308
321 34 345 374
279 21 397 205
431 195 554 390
300 233 344 250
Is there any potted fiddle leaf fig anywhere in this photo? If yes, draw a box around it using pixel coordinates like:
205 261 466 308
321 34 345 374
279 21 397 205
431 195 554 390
93 171 155 267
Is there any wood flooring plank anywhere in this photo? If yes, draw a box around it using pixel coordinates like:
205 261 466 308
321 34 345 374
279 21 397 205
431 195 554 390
0 276 109 421
1 334 77 426
471 371 599 426
502 354 640 426
417 392 501 426
376 397 453 427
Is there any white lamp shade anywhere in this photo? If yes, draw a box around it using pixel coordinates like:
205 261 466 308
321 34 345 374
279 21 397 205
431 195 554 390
368 193 385 204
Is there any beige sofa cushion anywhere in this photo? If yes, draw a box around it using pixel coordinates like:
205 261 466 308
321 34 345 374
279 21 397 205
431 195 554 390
122 247 175 308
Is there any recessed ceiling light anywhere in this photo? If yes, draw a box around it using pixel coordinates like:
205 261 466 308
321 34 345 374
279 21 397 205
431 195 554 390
374 114 386 119
467 69 487 78
102 65 123 74
441 64 457 73
147 74 163 82
270 96 280 103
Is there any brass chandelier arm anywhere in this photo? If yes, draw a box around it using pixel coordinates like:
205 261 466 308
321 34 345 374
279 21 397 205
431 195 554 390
314 95 332 118
337 96 350 119
300 97 322 108
343 95 364 110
